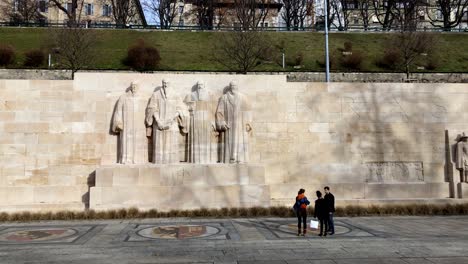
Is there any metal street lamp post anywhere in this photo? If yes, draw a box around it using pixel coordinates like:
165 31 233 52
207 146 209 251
324 0 330 82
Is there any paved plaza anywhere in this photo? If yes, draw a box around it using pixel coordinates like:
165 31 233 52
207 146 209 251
0 216 467 264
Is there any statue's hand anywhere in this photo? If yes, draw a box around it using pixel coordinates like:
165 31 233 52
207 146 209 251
246 124 252 132
115 122 123 131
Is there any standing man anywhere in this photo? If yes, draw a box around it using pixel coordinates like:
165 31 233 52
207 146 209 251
455 133 468 183
324 186 335 235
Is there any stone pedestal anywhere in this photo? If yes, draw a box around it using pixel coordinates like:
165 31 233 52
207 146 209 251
89 164 269 211
457 183 468 198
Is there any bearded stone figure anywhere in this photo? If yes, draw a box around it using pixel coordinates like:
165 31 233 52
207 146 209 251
111 81 148 164
145 79 188 164
456 133 468 183
215 81 252 163
184 81 217 163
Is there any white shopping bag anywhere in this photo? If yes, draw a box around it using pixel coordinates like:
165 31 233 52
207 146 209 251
310 220 319 230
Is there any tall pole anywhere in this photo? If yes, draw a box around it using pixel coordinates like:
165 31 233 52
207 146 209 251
324 0 330 82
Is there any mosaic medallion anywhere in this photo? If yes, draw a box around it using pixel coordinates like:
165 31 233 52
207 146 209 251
0 228 77 242
137 225 220 240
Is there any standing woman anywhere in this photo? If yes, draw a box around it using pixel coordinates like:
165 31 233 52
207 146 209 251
295 188 310 236
314 191 329 237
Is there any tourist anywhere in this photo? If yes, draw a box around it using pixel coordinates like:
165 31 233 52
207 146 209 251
324 186 335 235
314 190 329 237
294 188 310 236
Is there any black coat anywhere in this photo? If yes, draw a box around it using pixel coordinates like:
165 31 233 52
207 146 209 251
314 198 329 220
324 193 335 213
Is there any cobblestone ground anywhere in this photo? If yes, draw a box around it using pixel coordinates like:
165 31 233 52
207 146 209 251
0 216 467 264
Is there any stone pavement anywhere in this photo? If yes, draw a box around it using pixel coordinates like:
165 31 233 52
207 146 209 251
0 216 467 264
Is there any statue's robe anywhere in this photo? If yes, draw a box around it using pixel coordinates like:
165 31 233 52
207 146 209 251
111 91 148 164
146 89 188 164
215 91 252 163
456 140 468 171
185 90 217 164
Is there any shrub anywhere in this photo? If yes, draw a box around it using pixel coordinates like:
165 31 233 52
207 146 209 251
341 51 363 70
344 41 353 52
24 49 45 67
125 39 161 71
426 54 439 70
294 52 304 66
0 44 15 66
378 48 402 70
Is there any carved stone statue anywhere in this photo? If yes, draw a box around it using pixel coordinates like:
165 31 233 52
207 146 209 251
111 81 148 164
215 81 252 163
184 81 217 163
455 133 468 183
145 79 188 164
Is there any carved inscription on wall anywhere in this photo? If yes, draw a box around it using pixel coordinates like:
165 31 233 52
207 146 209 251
365 162 424 183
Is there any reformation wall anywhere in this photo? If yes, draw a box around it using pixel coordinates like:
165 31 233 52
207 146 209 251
0 72 467 212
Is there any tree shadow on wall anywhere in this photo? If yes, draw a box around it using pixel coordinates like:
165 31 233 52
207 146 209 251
304 83 453 199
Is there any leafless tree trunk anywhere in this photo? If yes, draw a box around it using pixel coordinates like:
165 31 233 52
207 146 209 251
358 0 372 30
330 0 352 30
50 28 96 79
427 0 468 31
190 0 216 29
145 0 178 28
0 0 41 23
48 0 85 26
394 31 434 79
281 0 313 30
233 0 272 30
108 0 138 26
214 31 272 73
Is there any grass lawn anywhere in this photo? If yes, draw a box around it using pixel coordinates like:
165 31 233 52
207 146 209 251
0 27 467 73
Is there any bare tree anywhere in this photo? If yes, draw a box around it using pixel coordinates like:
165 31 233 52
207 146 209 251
0 0 42 23
281 0 313 30
189 0 216 29
394 31 434 78
214 31 272 73
427 0 468 31
233 0 273 30
330 0 352 30
145 0 178 28
50 28 96 79
48 0 85 26
357 0 372 30
108 0 139 26
372 0 398 30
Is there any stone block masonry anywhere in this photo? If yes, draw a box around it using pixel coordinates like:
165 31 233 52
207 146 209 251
0 72 467 212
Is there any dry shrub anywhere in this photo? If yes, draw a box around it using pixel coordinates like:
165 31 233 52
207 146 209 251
426 53 439 70
147 209 158 218
0 44 15 66
125 39 161 71
344 41 353 52
229 207 240 217
85 209 96 219
377 48 402 70
24 49 45 67
341 51 363 70
127 207 139 218
294 52 304 66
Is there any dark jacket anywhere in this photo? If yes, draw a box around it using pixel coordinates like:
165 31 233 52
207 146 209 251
324 192 335 213
314 198 329 220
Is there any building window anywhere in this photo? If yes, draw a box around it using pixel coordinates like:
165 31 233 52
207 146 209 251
13 0 19 12
39 0 47 12
85 3 93 16
66 2 73 12
103 4 111 17
436 10 443 20
178 5 184 14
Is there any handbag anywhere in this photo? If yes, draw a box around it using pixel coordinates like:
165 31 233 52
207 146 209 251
310 219 319 230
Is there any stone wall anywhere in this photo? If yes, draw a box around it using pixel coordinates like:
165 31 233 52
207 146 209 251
0 72 467 212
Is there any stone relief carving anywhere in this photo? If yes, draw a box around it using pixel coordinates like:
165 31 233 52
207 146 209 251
215 81 252 163
455 133 468 183
145 79 188 164
111 81 148 164
184 81 218 164
365 162 424 183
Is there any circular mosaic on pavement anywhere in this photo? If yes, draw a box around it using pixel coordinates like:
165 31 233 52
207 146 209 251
137 225 220 240
0 228 77 242
279 223 350 235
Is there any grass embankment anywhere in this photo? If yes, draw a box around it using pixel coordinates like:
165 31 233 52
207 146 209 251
1 204 468 222
0 28 467 72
